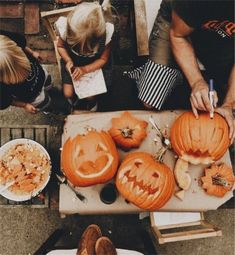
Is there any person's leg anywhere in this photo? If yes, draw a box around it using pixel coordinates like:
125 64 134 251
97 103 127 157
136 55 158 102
63 83 74 99
149 15 176 67
139 15 181 110
61 59 75 100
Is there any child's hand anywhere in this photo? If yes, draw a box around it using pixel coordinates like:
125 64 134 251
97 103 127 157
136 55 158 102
71 66 86 81
32 51 42 62
24 103 38 114
66 61 74 74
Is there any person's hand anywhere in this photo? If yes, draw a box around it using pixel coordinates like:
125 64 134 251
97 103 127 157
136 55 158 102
190 79 218 118
65 61 74 74
71 66 86 81
32 51 42 62
24 103 38 114
215 105 235 143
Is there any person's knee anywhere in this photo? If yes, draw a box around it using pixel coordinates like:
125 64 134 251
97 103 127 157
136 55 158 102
143 102 154 110
63 84 74 98
86 96 96 101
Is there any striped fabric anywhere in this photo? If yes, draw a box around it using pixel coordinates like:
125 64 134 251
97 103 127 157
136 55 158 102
125 59 182 109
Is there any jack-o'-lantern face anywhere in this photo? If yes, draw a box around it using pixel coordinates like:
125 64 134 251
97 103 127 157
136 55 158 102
116 152 175 210
171 112 230 165
61 131 119 187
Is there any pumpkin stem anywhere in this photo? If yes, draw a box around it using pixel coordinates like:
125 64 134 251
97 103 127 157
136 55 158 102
212 174 231 187
120 127 134 138
154 147 168 162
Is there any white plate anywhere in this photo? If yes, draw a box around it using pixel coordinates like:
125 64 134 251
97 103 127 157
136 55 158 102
0 139 51 202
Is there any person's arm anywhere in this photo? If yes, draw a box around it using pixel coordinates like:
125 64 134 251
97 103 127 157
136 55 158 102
215 65 235 141
25 47 41 61
11 99 38 114
71 44 111 81
170 11 216 117
57 37 74 73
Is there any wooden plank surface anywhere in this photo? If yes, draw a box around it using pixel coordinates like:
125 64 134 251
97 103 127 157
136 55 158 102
133 0 149 56
0 3 23 18
0 128 10 146
35 128 46 147
10 128 23 139
23 128 34 140
24 3 40 34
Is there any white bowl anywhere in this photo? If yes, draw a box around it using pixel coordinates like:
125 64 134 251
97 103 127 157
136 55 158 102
0 139 51 202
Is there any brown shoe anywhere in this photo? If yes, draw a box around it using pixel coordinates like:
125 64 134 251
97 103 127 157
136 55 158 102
95 237 117 255
76 224 102 255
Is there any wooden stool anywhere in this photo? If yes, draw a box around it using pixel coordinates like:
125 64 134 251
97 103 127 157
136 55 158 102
41 7 75 77
150 212 222 244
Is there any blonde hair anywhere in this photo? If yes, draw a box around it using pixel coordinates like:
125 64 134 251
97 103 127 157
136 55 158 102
0 35 31 85
67 1 114 55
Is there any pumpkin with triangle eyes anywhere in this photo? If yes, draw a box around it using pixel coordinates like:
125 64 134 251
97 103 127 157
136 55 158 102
171 112 230 165
116 152 175 210
109 111 148 150
201 163 235 197
61 131 119 187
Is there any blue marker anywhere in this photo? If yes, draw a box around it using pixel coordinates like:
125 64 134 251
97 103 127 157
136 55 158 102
209 79 214 119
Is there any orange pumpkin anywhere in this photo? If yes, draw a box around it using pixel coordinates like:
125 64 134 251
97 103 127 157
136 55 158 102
116 152 175 210
201 163 235 197
61 131 119 187
171 112 230 165
109 111 148 150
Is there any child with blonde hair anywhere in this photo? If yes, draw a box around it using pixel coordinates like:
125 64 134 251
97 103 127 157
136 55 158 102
0 31 53 113
56 0 115 110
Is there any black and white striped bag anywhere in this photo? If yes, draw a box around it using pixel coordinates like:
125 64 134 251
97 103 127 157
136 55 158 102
125 59 182 109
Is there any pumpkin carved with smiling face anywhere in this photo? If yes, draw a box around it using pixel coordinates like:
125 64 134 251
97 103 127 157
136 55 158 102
171 112 230 165
116 152 175 210
109 111 148 150
61 131 119 187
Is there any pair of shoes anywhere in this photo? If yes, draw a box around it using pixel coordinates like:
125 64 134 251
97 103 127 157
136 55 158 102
77 224 117 255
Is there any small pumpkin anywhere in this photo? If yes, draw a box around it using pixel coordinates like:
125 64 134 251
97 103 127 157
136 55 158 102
116 152 175 210
171 112 230 165
109 111 148 150
61 131 119 187
201 163 235 197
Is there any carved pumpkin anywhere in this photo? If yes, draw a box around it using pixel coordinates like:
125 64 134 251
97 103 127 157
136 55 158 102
116 152 175 210
201 163 235 197
61 131 119 187
171 112 230 165
109 111 148 150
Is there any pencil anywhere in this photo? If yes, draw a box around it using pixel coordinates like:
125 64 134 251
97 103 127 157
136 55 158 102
209 79 214 119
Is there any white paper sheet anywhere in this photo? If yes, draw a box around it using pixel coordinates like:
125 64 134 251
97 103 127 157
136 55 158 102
73 69 107 99
153 212 201 227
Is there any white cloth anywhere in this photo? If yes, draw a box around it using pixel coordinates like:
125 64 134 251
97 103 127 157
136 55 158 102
47 248 144 255
31 67 49 107
55 17 114 45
